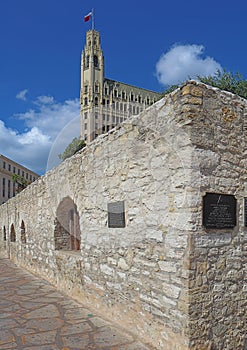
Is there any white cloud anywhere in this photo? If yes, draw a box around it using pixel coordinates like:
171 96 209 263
16 96 80 140
16 89 28 101
34 95 55 105
0 120 52 174
156 44 222 86
1 96 80 174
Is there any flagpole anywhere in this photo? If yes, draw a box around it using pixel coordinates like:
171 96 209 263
92 8 94 30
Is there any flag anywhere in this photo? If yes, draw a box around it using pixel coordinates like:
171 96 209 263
84 11 92 22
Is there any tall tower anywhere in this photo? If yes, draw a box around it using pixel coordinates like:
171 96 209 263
80 30 162 143
80 30 104 142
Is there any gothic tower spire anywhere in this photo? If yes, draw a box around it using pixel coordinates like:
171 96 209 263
80 30 104 141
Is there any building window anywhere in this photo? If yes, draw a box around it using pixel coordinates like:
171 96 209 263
3 161 5 169
2 178 5 197
8 180 11 198
122 91 126 99
95 84 99 93
8 164 11 172
18 169 20 175
84 97 88 106
84 123 87 130
94 55 98 68
130 93 134 102
95 97 98 106
86 55 90 68
103 114 105 121
95 113 98 119
114 90 118 98
84 135 87 141
22 171 24 177
13 167 16 174
84 112 88 120
84 85 88 93
104 87 108 95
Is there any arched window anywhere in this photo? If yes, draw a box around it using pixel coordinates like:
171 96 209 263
86 55 90 68
94 55 98 68
54 197 81 251
20 220 26 244
10 224 16 242
3 226 6 241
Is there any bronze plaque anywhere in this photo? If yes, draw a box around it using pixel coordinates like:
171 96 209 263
108 201 125 228
203 193 236 229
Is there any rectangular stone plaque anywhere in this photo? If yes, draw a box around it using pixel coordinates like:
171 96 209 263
108 201 125 228
245 198 247 227
203 193 236 229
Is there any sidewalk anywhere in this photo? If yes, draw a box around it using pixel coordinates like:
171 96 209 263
0 258 153 350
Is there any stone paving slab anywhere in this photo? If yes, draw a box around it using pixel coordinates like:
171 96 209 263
0 258 153 350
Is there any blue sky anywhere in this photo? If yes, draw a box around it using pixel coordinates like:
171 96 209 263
0 0 246 174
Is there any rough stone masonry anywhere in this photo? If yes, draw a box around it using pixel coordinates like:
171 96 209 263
0 81 246 350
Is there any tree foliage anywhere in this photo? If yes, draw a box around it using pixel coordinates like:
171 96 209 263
12 174 29 193
59 137 86 161
198 70 247 99
162 70 247 99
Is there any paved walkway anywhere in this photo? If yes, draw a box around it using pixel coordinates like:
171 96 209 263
0 258 153 350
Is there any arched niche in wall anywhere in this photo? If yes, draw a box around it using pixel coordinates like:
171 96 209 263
10 224 16 242
3 226 6 241
54 196 81 251
20 220 26 244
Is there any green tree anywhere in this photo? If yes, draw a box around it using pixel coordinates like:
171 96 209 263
12 174 29 193
198 69 247 99
162 70 247 99
59 137 86 161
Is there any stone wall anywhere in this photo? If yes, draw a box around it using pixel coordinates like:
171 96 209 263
0 81 246 350
182 84 247 350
